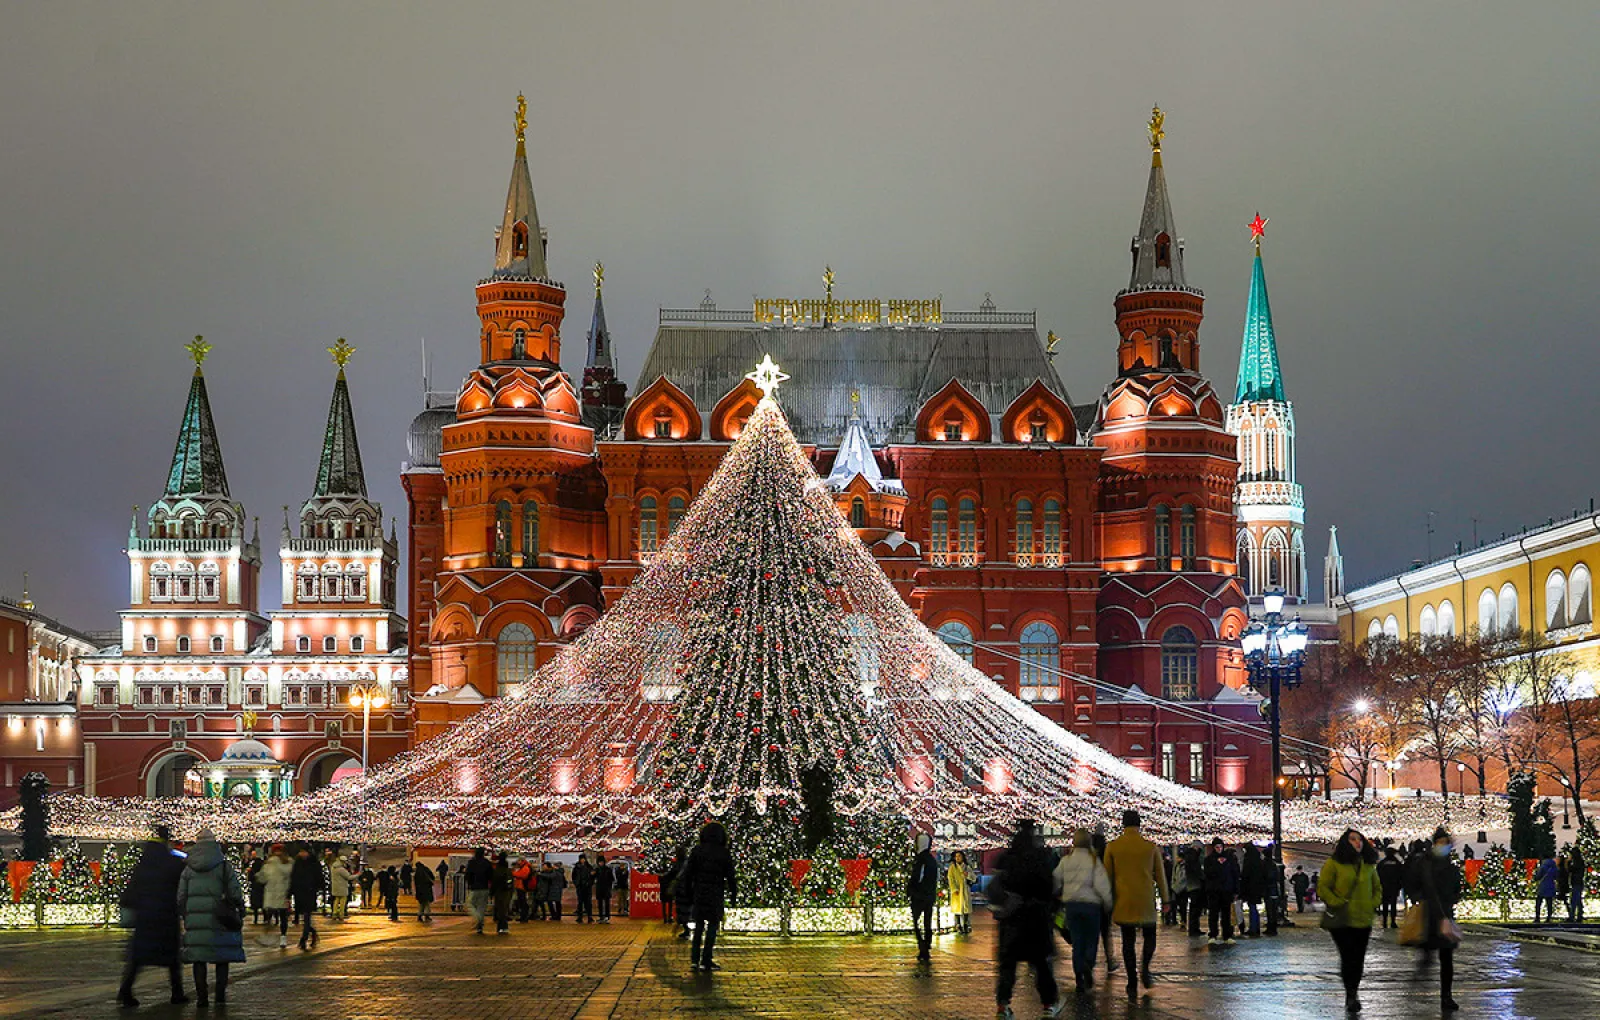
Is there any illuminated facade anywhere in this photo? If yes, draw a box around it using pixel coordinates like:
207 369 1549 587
0 587 96 809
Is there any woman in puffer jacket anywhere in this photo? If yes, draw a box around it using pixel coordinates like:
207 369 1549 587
255 844 294 947
178 829 247 1008
1052 828 1114 995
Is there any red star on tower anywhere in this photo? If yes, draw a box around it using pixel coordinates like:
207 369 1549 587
1249 212 1269 241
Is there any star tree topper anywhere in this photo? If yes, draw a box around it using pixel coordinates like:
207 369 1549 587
745 354 790 402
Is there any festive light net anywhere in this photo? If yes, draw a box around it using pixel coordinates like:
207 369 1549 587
31 396 1489 848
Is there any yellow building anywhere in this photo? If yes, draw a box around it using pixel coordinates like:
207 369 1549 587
1335 512 1599 685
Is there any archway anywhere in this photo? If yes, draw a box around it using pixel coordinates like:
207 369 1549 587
146 751 205 799
302 752 363 793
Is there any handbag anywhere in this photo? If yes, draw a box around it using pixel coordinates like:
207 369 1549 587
1397 904 1428 945
217 861 245 932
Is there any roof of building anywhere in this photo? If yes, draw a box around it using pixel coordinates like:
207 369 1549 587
634 316 1070 445
490 122 548 281
313 370 368 498
1234 245 1286 404
825 414 904 494
164 368 231 499
1125 155 1191 293
219 737 278 763
586 272 612 371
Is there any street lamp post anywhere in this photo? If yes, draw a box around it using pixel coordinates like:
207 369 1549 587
1560 777 1571 829
1242 590 1308 936
1456 761 1466 803
348 683 388 774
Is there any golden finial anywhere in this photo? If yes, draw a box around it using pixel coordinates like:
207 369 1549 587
850 388 861 416
19 572 33 612
1249 212 1269 254
514 93 528 145
593 261 604 294
185 335 212 367
1046 330 1060 358
328 337 356 369
823 265 835 301
242 710 258 734
1148 105 1165 167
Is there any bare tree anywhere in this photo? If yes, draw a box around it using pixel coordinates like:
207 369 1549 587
1400 636 1468 803
1450 631 1522 798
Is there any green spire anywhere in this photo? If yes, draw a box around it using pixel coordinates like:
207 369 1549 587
164 363 231 498
314 367 368 498
1235 237 1285 404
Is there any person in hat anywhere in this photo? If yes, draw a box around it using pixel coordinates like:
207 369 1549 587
178 827 246 1007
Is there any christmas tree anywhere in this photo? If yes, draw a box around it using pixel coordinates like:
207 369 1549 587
265 378 1287 859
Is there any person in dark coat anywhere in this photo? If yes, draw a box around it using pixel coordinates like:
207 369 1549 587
907 832 939 962
1239 844 1269 937
383 865 402 921
991 819 1059 1016
1412 828 1463 1012
1290 865 1311 914
1376 847 1405 928
464 847 494 932
400 860 413 896
1570 845 1588 922
358 865 376 912
1186 844 1208 935
491 853 514 934
178 829 246 1007
663 847 686 930
1202 838 1240 943
572 855 596 923
682 823 738 971
116 829 189 1008
243 848 264 925
594 853 615 922
414 860 436 922
289 846 323 949
533 862 553 920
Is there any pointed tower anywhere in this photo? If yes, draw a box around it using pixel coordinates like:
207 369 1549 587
412 96 608 739
277 340 403 658
1225 216 1307 603
1324 525 1345 603
580 261 628 434
824 393 908 544
123 338 265 658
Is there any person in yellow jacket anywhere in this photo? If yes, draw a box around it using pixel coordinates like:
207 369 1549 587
945 851 973 935
1102 809 1171 1000
1318 828 1382 1014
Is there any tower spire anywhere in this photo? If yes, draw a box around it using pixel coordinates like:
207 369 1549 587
586 261 612 371
492 92 547 280
1126 105 1186 291
314 340 368 498
165 337 231 498
1234 215 1286 404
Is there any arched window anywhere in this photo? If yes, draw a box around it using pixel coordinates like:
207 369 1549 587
1179 505 1197 570
323 635 337 653
1383 615 1400 639
1420 604 1438 637
322 562 343 600
1479 588 1499 636
1155 232 1172 268
346 564 366 601
1237 532 1255 594
930 498 949 559
666 496 686 539
850 497 867 529
1498 583 1519 636
957 498 977 557
1546 570 1568 630
1014 500 1034 564
1264 430 1279 480
936 621 974 664
297 635 311 653
1238 424 1254 480
177 635 191 654
1570 565 1592 626
210 635 225 653
511 327 527 360
522 501 539 566
1153 505 1171 564
495 622 537 696
1018 622 1060 702
1438 600 1456 637
1367 619 1383 642
1160 626 1199 700
1265 532 1286 589
297 564 318 601
1043 499 1063 563
494 500 513 567
350 635 365 653
638 496 658 556
511 221 529 258
846 614 880 697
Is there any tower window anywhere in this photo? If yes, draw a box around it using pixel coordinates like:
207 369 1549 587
177 636 191 654
512 328 527 360
496 622 537 696
930 498 949 558
323 636 337 653
511 221 529 258
1155 232 1172 268
958 498 977 557
210 635 224 653
1029 420 1047 442
1154 505 1171 564
943 419 962 441
1043 499 1063 562
1018 621 1060 702
850 497 867 528
666 496 687 540
522 501 539 566
351 635 365 653
1015 500 1034 564
1160 626 1198 700
494 500 513 567
297 635 311 653
638 496 659 556
144 636 157 653
1180 505 1197 570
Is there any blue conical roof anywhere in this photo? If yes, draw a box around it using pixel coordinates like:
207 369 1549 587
1234 248 1285 404
313 369 368 498
164 368 231 498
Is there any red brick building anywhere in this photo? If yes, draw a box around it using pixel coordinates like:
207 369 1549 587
404 106 1269 795
0 587 96 809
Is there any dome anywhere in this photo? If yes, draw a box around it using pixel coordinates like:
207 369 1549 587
220 738 278 763
407 406 456 468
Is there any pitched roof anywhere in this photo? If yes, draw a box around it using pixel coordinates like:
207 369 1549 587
634 323 1071 445
491 136 548 280
1234 247 1286 403
825 414 903 494
586 281 612 370
1125 157 1189 291
164 368 231 498
314 369 368 498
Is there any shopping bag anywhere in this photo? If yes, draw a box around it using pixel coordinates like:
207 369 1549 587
1397 904 1427 945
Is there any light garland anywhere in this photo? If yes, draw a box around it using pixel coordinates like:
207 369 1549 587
18 395 1503 854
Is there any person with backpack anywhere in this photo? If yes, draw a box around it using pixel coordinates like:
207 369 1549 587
991 819 1062 1018
177 828 246 1008
1319 828 1381 1014
681 822 738 972
1053 828 1113 995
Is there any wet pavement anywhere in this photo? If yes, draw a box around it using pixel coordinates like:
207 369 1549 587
3 909 1597 1018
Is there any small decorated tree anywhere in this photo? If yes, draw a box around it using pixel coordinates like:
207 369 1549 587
18 772 50 861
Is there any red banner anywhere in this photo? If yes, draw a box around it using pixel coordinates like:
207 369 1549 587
789 859 812 891
1463 859 1483 886
841 858 872 897
629 872 662 920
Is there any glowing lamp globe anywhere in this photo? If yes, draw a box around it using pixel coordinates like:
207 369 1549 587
1263 591 1286 616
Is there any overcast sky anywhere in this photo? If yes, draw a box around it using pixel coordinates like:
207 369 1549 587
2 2 1596 627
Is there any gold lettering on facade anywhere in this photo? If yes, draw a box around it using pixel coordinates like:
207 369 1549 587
753 296 942 325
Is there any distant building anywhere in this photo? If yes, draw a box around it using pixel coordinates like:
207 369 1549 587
0 585 96 809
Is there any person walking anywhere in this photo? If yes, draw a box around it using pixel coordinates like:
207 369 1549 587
1556 851 1571 920
1534 855 1559 923
464 847 494 934
1169 850 1191 930
328 854 354 922
1202 838 1239 945
1090 824 1116 977
615 859 630 917
533 862 553 920
595 854 615 923
1240 844 1269 937
243 848 264 926
358 863 376 913
1291 865 1311 914
400 859 413 897
681 822 738 972
907 833 939 962
573 854 596 923
512 857 533 922
436 859 450 910
1184 844 1206 935
1053 828 1113 995
991 819 1062 1019
1570 844 1588 922
548 861 567 921
177 828 246 1008
256 844 294 949
663 849 685 930
1413 827 1463 1011
290 846 323 949
1375 847 1404 929
1103 809 1172 999
384 866 402 922
116 827 188 1008
491 852 514 934
414 859 435 922
947 851 974 936
1318 828 1381 1014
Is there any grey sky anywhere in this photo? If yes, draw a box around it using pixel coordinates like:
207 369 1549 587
2 2 1596 625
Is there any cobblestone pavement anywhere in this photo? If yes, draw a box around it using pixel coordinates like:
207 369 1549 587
4 912 1598 1019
